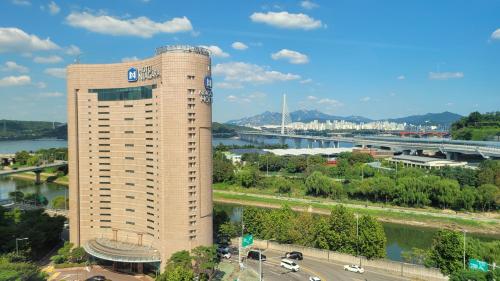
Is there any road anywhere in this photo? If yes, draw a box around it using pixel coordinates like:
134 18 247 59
244 249 410 281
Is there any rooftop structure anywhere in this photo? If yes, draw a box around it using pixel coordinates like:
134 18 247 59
389 155 467 169
263 147 352 156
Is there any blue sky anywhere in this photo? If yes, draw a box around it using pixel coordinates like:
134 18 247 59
0 0 499 122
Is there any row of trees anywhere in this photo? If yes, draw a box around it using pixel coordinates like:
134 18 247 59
403 229 500 279
222 205 387 259
214 149 500 211
11 148 67 167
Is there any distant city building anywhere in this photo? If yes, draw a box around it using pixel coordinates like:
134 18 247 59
388 155 467 169
67 45 213 273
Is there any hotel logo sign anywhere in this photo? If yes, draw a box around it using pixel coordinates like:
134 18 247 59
128 68 138 82
201 75 213 104
128 66 160 82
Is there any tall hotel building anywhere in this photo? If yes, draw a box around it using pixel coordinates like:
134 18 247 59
67 45 213 272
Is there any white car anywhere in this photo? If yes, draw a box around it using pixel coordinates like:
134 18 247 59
280 258 300 272
217 247 231 259
309 277 321 281
344 264 364 273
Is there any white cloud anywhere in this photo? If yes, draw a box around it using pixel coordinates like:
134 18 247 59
226 95 239 102
213 62 300 83
446 102 454 106
36 81 47 89
39 91 63 97
121 56 140 62
33 55 63 64
12 0 30 6
44 67 66 78
66 12 193 38
429 72 464 80
48 1 60 15
214 82 243 89
491 29 500 40
65 45 81 56
271 49 309 64
397 75 405 80
231 42 248 50
317 98 343 107
307 95 317 100
0 27 59 53
225 92 266 103
300 78 312 84
1 61 29 73
300 0 319 9
389 92 396 97
199 45 229 58
360 96 371 102
250 11 324 30
0 75 31 87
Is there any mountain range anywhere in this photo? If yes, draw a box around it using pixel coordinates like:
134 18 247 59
226 110 463 127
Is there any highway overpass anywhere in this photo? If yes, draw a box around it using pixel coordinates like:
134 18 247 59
238 131 500 159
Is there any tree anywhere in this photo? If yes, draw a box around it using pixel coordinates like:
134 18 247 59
271 177 293 195
305 171 332 197
158 250 194 281
326 205 356 254
428 230 464 275
8 191 24 202
236 167 259 188
456 186 476 211
14 151 30 166
51 195 68 209
212 152 235 183
70 247 86 263
476 184 499 211
357 215 386 259
217 222 238 242
191 245 218 281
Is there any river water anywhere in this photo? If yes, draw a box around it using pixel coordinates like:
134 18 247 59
0 139 497 262
0 137 352 154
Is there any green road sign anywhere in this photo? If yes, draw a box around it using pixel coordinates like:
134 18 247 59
242 234 253 247
469 259 488 272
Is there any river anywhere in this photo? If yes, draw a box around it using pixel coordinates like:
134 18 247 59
0 137 352 154
0 139 497 262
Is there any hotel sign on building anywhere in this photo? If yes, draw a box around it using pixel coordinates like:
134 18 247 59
128 66 161 82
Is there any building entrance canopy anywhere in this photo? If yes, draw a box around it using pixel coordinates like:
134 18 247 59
84 238 161 263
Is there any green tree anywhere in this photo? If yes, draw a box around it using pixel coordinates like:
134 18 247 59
476 184 499 211
357 215 386 259
431 179 460 209
14 151 30 166
212 152 235 183
326 205 356 254
305 171 332 197
51 195 68 209
217 221 238 242
158 250 195 281
191 245 218 281
8 191 24 202
236 167 259 188
428 230 464 275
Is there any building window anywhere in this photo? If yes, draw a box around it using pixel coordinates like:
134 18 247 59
89 85 153 101
126 208 135 212
188 89 196 95
125 144 134 147
124 104 133 108
125 156 134 160
187 75 195 80
126 221 135 225
126 195 135 199
124 117 134 121
124 131 134 134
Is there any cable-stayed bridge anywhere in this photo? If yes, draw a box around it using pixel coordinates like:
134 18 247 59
238 94 500 159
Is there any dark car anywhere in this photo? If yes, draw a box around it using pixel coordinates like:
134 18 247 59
285 251 303 260
86 276 106 281
247 250 266 261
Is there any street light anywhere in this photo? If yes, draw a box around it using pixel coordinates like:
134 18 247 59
15 237 28 255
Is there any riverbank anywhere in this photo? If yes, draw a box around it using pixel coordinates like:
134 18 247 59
213 190 500 235
8 172 68 186
7 171 499 235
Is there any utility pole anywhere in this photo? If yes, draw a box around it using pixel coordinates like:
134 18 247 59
239 208 244 266
259 250 262 281
281 94 286 135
